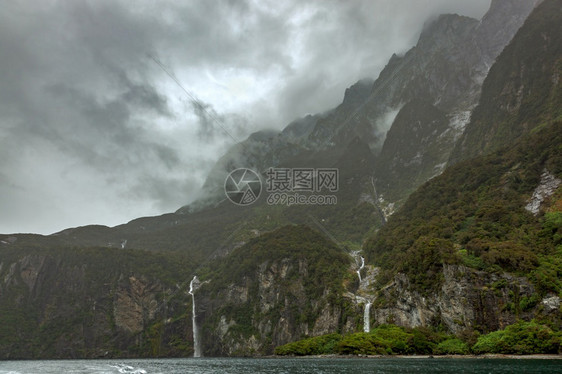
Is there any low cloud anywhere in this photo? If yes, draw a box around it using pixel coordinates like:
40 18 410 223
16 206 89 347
0 0 490 234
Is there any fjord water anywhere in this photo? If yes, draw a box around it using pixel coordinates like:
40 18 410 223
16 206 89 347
1 358 561 374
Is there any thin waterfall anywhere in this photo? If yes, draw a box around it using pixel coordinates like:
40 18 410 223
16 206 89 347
189 276 201 357
364 301 372 333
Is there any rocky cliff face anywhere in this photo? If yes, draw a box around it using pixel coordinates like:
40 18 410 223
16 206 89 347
374 100 451 201
0 247 193 359
193 225 357 356
371 264 558 334
368 0 539 203
199 258 351 356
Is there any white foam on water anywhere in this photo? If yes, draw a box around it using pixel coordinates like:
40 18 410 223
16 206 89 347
109 364 147 374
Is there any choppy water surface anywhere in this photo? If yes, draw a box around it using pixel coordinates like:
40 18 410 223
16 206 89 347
0 357 561 374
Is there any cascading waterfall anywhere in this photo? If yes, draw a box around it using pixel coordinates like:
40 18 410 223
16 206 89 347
189 276 202 357
363 301 372 333
356 256 365 283
352 253 373 333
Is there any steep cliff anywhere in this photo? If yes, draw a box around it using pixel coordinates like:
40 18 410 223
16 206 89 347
450 0 562 163
195 225 356 356
374 100 450 201
0 246 194 359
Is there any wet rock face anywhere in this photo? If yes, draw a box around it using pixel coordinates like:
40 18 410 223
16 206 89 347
450 0 562 164
525 169 562 215
372 265 544 334
113 275 160 334
19 255 45 292
0 250 180 359
199 256 356 356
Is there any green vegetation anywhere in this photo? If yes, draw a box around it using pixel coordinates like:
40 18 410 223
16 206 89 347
435 339 470 355
198 225 352 355
276 325 450 356
0 245 194 359
472 321 561 354
276 321 561 356
204 225 349 297
337 325 413 355
365 122 562 296
274 333 342 356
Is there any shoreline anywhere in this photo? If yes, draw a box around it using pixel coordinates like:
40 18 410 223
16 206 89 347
2 354 562 361
269 354 562 360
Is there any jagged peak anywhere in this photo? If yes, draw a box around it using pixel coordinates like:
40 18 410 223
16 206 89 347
342 78 374 106
247 129 279 142
417 13 478 48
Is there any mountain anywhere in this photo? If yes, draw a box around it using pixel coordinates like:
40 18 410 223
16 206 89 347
194 0 540 210
1 0 558 359
361 0 562 335
369 0 541 203
374 99 450 201
271 2 562 349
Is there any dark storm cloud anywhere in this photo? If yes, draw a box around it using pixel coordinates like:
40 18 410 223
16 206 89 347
0 0 491 234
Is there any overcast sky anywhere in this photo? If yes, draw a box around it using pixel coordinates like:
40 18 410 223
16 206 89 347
0 0 491 235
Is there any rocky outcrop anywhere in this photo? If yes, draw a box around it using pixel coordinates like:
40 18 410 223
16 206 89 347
525 169 562 215
375 100 452 201
370 264 554 334
113 275 160 334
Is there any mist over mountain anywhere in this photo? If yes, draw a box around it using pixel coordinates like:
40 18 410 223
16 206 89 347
195 0 539 209
0 0 491 235
1 0 561 360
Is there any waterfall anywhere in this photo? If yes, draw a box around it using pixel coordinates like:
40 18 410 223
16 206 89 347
356 256 365 283
363 301 372 333
189 276 202 357
353 254 373 333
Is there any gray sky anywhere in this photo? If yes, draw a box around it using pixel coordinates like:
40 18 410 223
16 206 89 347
0 0 490 234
